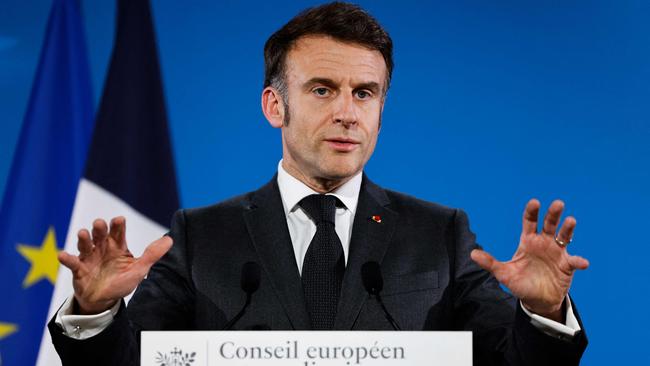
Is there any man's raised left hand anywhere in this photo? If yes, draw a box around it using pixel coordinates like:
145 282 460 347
470 199 590 322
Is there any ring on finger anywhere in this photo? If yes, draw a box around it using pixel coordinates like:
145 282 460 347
554 237 571 247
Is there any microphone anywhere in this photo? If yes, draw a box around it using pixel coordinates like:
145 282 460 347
222 262 261 330
361 261 401 330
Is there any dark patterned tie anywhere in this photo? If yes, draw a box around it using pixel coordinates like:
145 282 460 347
299 194 346 330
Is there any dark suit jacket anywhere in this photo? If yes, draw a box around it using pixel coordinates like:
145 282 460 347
49 176 587 365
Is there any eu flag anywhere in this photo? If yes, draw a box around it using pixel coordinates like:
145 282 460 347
0 0 94 365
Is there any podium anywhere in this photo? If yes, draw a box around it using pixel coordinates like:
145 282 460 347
141 331 472 365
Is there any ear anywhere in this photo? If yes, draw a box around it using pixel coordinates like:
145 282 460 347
261 87 285 128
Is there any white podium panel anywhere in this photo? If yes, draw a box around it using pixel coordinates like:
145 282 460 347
141 331 472 366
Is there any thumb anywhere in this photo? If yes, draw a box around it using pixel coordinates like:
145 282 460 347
471 249 501 274
58 251 82 273
137 236 174 272
471 249 511 286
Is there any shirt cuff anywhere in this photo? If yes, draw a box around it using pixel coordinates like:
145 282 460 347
54 295 121 339
520 296 581 340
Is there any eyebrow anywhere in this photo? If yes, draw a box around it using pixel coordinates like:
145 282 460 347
303 78 383 94
303 77 338 91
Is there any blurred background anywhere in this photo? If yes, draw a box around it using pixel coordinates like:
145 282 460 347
1 0 649 364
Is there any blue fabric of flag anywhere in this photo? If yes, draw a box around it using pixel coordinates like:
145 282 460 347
0 0 93 364
85 0 179 226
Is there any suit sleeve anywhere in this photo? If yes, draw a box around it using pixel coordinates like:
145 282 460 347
450 209 587 366
48 210 195 366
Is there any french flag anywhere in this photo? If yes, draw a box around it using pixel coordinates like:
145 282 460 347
36 0 179 365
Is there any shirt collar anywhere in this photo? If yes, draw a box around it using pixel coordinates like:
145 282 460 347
277 160 362 216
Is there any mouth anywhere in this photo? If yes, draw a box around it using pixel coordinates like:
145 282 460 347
324 137 361 152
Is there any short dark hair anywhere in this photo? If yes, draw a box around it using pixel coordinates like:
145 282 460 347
263 2 394 96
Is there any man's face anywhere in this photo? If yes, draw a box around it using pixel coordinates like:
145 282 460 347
276 35 387 188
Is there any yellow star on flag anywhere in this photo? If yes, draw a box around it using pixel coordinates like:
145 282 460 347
0 322 18 340
17 226 60 288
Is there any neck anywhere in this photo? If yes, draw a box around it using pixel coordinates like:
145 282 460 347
281 161 354 194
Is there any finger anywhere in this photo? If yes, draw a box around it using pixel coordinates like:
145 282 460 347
132 236 173 276
77 229 93 256
522 199 541 235
109 216 127 249
58 251 82 273
542 200 564 236
568 255 589 270
556 216 576 245
91 219 109 249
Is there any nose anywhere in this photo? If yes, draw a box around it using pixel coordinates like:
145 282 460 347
333 94 358 128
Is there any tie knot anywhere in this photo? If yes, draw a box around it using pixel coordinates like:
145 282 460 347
299 194 338 225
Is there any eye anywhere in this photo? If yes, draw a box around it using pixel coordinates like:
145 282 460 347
355 90 372 99
313 87 330 97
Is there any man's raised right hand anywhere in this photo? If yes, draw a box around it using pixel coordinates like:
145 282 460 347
57 216 173 315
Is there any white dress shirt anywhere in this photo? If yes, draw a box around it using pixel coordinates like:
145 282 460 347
277 160 361 274
56 161 579 339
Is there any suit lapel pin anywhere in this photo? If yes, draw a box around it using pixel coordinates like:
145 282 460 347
370 215 382 223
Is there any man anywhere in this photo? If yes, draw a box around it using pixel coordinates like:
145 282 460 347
49 2 589 365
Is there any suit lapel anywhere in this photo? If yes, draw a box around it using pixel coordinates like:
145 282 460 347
334 176 398 329
243 177 311 330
